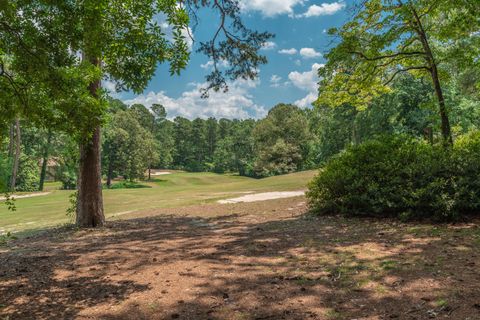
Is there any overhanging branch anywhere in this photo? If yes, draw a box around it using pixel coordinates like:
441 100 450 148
384 66 431 85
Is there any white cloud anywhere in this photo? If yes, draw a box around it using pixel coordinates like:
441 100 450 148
294 92 317 108
160 22 194 51
200 61 214 69
102 80 117 93
261 41 277 50
102 79 123 98
124 79 267 119
181 26 194 51
299 47 322 59
298 2 346 18
288 63 323 92
288 63 324 108
270 74 282 87
200 60 229 70
278 48 298 55
239 0 304 17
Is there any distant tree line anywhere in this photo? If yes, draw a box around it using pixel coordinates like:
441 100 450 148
101 101 312 182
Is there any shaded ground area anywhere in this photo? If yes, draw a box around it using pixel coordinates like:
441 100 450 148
1 197 479 319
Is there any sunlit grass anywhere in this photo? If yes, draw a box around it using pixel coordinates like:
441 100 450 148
0 170 315 234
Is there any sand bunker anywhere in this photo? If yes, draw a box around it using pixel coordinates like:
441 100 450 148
218 190 305 204
151 171 172 176
0 192 50 201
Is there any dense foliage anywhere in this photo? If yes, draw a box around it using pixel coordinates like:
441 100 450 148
101 102 311 179
305 0 479 221
307 133 480 221
317 0 479 145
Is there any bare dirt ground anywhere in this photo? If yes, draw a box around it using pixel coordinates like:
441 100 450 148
1 197 480 320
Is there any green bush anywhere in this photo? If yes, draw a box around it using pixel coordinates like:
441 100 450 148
16 155 40 192
306 133 480 221
57 166 77 190
0 156 10 193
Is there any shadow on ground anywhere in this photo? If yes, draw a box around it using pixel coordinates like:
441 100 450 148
1 198 479 319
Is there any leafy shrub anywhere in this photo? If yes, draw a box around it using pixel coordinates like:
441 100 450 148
307 133 480 221
0 157 10 193
57 166 77 190
16 155 40 192
66 191 77 221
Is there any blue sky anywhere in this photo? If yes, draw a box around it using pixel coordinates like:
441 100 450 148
122 0 350 119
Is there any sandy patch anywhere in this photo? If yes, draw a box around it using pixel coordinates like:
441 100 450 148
0 192 50 201
218 190 305 204
151 171 172 176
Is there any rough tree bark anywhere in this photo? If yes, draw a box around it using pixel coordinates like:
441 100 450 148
39 129 52 191
9 118 21 192
76 55 105 227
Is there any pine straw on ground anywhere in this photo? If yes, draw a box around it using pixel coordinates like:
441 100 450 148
1 197 479 320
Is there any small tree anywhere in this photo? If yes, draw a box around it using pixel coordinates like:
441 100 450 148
253 104 310 176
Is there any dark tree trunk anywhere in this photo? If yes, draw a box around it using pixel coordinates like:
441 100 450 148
8 123 14 157
76 124 105 227
410 6 453 145
424 127 434 145
76 56 105 227
39 129 52 191
429 64 452 145
9 118 21 192
106 151 113 188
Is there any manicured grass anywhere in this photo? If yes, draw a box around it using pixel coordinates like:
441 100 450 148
0 170 315 234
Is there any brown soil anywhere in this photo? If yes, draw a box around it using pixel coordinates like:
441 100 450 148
1 197 480 319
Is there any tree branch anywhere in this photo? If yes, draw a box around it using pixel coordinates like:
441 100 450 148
350 50 426 61
384 66 431 85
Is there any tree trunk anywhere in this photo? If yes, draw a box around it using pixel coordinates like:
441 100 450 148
351 110 359 145
9 118 21 192
75 0 105 227
429 65 452 145
424 127 434 145
410 6 453 145
39 129 52 191
8 123 14 157
76 124 105 227
106 151 113 188
76 56 105 227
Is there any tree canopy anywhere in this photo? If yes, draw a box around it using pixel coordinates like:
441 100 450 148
317 0 480 144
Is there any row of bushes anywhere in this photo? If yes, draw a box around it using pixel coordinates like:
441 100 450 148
307 132 480 221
